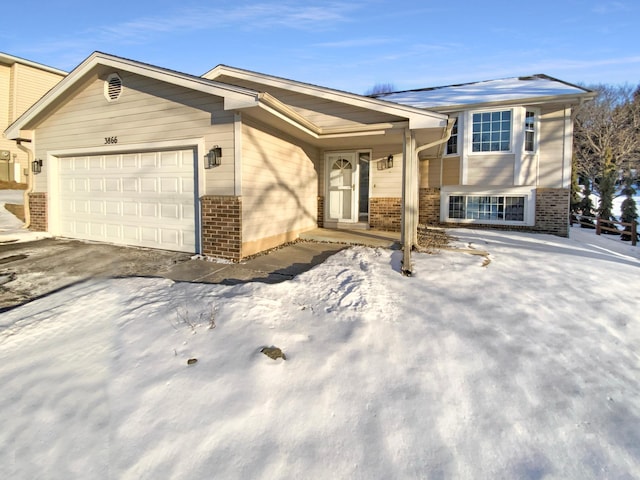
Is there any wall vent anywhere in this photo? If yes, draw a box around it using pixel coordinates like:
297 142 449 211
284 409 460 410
105 73 123 102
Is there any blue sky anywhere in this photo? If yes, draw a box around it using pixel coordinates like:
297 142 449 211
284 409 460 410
2 0 639 93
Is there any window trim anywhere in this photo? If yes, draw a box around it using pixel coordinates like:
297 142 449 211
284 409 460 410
523 108 540 154
444 116 459 156
469 108 513 155
440 186 535 226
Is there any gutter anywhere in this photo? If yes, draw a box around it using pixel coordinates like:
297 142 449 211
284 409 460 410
401 117 456 276
15 138 33 229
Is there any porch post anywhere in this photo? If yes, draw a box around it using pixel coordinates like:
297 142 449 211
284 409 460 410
401 128 418 276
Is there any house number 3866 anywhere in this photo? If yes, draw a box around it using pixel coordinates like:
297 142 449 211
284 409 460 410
104 136 118 144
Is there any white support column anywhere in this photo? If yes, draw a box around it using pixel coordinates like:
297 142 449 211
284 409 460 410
401 128 417 276
234 112 243 196
562 106 573 188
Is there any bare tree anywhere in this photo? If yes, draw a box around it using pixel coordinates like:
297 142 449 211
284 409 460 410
573 84 640 219
364 83 397 96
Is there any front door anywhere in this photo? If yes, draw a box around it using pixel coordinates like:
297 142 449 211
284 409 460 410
327 152 358 222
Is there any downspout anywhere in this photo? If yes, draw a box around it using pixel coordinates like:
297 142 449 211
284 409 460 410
15 138 33 229
401 117 456 276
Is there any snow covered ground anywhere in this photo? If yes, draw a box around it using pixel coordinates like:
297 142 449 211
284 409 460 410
1 218 639 478
0 190 51 244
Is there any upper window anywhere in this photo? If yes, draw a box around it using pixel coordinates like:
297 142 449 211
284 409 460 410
446 118 459 155
524 111 536 152
472 110 511 152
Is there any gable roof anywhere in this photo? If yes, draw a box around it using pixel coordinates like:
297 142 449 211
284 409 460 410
371 74 595 111
5 52 447 141
4 52 262 140
0 52 67 77
204 64 447 129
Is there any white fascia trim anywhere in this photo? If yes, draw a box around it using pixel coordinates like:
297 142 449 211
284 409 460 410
205 65 447 128
255 93 408 139
427 92 596 113
0 52 67 76
440 185 536 226
4 52 260 139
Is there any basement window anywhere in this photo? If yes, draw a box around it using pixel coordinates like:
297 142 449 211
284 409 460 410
104 73 123 102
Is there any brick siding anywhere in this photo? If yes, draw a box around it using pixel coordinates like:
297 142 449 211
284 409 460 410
28 192 47 232
418 188 441 225
200 196 242 261
317 196 324 228
369 197 402 232
532 188 570 237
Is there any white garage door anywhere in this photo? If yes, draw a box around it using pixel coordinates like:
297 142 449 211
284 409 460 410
57 149 197 252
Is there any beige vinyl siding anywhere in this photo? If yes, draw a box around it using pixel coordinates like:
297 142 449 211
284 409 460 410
32 70 235 194
420 156 461 188
519 154 537 185
214 75 403 128
0 65 10 127
241 120 319 254
369 145 404 198
11 63 64 120
467 154 515 186
538 107 565 187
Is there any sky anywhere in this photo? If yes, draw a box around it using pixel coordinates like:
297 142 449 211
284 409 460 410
2 1 639 94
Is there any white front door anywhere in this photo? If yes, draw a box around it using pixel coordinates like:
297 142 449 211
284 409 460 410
327 152 358 222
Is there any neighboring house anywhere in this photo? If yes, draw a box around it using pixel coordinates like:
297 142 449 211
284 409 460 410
3 52 593 272
0 52 66 182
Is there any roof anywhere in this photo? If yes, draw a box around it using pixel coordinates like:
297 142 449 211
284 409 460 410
204 64 447 129
0 52 67 77
4 52 262 139
372 74 594 110
5 52 447 140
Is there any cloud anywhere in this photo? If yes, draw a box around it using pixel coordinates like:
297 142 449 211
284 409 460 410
592 1 633 14
96 2 357 42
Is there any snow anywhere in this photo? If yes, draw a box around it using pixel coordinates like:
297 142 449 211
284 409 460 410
1 217 639 478
376 76 589 109
0 190 51 244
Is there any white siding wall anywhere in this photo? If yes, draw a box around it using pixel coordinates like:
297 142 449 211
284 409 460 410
241 120 319 246
33 70 235 195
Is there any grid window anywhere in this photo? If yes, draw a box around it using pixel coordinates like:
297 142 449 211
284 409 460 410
446 118 458 155
448 195 525 222
524 111 535 152
472 110 511 152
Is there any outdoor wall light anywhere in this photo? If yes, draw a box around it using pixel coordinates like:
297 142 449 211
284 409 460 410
377 155 394 170
204 146 222 168
386 154 394 168
31 159 43 174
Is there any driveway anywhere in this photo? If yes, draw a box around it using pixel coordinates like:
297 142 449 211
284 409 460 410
0 238 346 311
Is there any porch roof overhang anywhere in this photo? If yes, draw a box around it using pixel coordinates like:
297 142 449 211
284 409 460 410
204 64 448 131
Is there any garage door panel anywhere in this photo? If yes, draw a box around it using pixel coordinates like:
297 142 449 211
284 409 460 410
57 149 196 252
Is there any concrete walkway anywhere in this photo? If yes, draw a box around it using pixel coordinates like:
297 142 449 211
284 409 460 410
167 242 346 284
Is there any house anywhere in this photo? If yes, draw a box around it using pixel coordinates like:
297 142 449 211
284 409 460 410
371 76 595 236
0 53 66 183
3 52 593 273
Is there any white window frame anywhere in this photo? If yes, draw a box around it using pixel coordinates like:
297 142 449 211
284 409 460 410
440 186 536 226
444 116 459 156
469 108 514 155
523 108 540 154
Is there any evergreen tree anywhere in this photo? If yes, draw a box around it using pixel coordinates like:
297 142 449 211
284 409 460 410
620 172 638 241
570 154 582 215
579 180 596 228
596 147 619 234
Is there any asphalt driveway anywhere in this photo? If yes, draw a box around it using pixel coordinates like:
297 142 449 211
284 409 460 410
0 238 345 311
